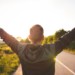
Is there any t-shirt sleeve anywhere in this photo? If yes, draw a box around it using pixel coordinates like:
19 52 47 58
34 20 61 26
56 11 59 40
17 43 27 58
43 44 55 57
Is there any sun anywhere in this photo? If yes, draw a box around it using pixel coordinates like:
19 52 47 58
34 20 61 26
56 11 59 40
4 25 29 39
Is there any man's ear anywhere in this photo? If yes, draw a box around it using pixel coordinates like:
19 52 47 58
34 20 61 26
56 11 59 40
42 35 44 40
28 35 31 41
28 35 30 38
40 35 44 41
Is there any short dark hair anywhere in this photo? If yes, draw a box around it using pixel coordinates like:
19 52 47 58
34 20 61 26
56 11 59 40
30 24 44 34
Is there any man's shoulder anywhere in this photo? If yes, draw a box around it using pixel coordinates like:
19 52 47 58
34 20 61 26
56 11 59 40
42 43 55 49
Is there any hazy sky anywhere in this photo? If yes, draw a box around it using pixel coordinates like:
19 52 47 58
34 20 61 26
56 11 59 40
0 0 75 38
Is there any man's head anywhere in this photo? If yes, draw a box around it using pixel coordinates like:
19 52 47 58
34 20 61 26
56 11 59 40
28 24 44 44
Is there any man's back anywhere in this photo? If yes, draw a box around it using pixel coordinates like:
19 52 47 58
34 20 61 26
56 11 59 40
17 44 55 75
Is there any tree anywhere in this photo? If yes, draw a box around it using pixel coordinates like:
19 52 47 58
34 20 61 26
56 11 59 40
47 35 54 44
54 29 67 41
42 37 48 44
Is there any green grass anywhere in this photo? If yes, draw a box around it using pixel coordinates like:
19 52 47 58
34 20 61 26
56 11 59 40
64 49 75 55
0 44 19 75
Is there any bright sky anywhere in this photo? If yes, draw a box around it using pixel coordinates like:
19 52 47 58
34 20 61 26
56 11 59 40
0 0 75 38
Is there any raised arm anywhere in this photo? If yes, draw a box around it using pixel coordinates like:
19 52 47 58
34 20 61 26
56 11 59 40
0 28 20 53
55 28 75 55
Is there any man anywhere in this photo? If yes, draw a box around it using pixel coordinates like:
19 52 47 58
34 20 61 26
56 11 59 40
0 24 75 75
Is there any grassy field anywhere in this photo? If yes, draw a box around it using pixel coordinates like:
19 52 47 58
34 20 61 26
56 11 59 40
64 49 75 55
0 43 19 75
